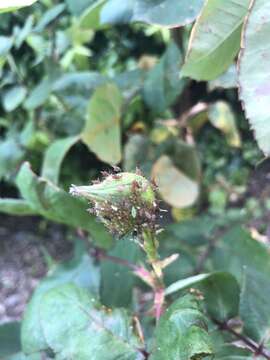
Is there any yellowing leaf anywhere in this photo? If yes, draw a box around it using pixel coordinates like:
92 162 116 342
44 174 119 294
152 155 199 208
208 101 241 148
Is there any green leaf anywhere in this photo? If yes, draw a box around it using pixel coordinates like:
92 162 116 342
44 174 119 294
34 4 66 32
161 216 216 247
124 134 150 172
114 69 145 96
209 330 253 359
101 235 142 308
238 0 270 155
198 272 239 322
150 294 213 360
211 227 270 281
182 0 249 80
2 86 27 112
14 15 34 48
100 0 133 24
165 272 239 322
240 267 270 343
0 198 36 216
208 64 237 91
165 273 211 296
24 77 51 110
143 42 185 114
170 139 201 182
80 0 106 29
41 136 79 184
3 354 41 360
100 0 204 27
0 0 38 13
0 36 13 56
0 322 21 357
208 101 241 148
0 138 24 180
133 0 205 28
81 83 123 165
22 241 101 354
16 162 113 248
65 0 97 15
53 71 106 94
152 155 199 208
210 227 270 341
25 283 144 359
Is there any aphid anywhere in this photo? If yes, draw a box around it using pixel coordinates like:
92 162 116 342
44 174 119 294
131 206 137 218
112 165 121 172
131 180 140 192
111 173 122 180
135 167 143 176
101 170 110 177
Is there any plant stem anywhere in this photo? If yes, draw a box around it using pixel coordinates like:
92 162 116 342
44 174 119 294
93 248 138 270
214 319 270 359
141 229 165 321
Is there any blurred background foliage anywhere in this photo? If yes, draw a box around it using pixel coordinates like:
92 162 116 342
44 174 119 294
0 0 263 223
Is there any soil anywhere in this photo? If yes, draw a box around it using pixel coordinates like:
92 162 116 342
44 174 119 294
0 216 73 324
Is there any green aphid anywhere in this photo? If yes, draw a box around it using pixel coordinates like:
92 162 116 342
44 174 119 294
131 206 137 219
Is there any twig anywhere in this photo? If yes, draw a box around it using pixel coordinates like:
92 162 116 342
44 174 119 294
93 248 138 270
92 245 165 321
138 348 150 359
214 319 270 359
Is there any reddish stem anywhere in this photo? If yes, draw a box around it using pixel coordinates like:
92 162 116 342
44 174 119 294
154 287 165 321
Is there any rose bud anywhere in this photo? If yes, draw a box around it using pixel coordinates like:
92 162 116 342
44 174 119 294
70 172 159 237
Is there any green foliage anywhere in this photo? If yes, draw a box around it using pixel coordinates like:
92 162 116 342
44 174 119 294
22 240 100 354
238 0 270 155
41 135 79 184
2 0 270 359
81 83 123 165
26 283 144 359
182 0 249 80
143 42 185 114
0 322 21 358
101 0 205 27
100 236 142 308
150 294 213 360
16 162 113 248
